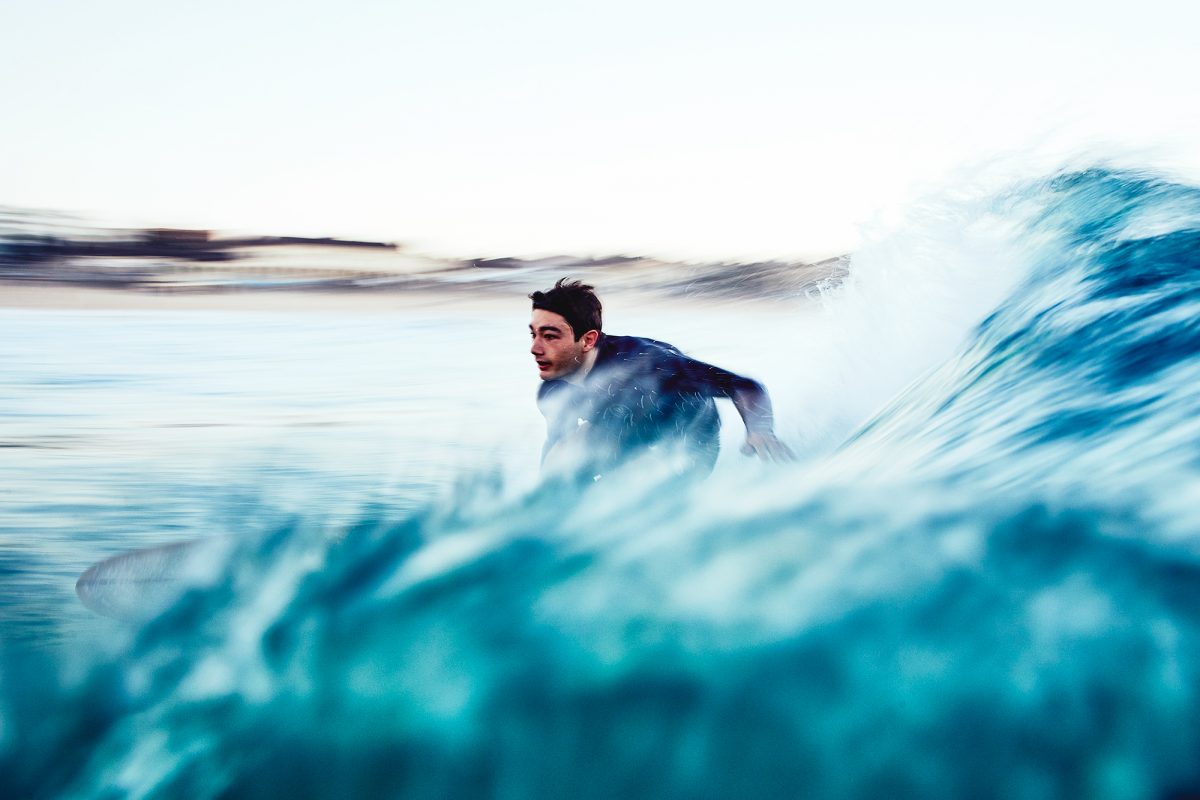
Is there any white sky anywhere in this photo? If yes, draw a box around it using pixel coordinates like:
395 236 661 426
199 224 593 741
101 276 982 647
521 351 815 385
2 0 1198 260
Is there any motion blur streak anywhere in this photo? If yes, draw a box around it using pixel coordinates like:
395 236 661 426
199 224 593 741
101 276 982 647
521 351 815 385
4 167 1200 798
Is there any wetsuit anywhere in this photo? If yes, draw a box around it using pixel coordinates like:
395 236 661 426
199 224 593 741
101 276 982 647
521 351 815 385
537 333 765 477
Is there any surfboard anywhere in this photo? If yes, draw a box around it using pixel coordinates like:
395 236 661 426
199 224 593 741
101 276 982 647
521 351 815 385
75 536 235 620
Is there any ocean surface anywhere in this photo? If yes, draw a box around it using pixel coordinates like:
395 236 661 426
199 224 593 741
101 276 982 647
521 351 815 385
3 167 1200 798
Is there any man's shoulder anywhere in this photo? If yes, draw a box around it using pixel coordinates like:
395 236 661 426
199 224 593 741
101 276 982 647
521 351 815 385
593 334 700 394
598 334 684 364
596 332 754 399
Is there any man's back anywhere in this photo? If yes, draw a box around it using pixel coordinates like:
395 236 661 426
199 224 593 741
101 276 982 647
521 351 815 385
537 334 758 476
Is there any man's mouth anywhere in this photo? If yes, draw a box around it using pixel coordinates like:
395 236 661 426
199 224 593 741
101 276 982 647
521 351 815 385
536 360 551 370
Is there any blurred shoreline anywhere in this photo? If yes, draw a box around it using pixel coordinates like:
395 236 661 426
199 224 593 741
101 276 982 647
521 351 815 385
1 208 848 311
0 281 496 314
0 273 835 316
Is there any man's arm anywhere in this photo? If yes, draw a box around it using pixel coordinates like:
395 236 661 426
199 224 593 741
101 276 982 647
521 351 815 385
672 356 796 462
729 382 797 462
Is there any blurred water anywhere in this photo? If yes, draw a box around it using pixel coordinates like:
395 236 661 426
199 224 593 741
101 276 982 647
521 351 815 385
0 298 819 643
4 167 1200 799
0 305 544 641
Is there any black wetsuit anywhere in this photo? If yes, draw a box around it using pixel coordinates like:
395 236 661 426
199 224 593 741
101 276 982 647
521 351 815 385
536 333 763 477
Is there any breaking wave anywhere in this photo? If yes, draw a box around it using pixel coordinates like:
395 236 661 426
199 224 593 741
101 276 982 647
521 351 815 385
5 167 1200 799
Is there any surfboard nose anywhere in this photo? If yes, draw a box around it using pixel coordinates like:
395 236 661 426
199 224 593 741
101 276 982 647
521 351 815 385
75 537 235 620
74 562 105 614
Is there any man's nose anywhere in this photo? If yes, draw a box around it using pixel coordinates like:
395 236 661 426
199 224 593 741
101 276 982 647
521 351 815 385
530 339 542 355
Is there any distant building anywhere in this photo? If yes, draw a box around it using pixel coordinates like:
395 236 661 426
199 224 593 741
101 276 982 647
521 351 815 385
142 228 212 245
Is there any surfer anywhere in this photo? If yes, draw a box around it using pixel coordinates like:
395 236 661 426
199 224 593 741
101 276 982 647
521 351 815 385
530 278 794 479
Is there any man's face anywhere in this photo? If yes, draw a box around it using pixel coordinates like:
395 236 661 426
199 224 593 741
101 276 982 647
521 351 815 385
530 309 587 380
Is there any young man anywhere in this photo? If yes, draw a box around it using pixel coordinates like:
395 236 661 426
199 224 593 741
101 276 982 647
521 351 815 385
529 278 794 479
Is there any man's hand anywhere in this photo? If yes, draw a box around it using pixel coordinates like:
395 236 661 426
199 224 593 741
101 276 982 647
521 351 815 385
740 431 796 462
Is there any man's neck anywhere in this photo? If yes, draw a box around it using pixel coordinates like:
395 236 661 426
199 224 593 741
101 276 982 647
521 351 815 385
563 345 600 385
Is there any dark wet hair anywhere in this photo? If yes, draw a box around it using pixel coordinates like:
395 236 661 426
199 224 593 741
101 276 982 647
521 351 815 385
530 278 603 340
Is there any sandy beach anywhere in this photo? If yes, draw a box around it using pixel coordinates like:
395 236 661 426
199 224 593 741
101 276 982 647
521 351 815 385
0 281 505 314
0 280 818 319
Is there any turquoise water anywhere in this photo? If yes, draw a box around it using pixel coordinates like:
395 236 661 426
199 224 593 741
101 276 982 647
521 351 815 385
5 167 1200 798
0 305 542 641
0 298 809 643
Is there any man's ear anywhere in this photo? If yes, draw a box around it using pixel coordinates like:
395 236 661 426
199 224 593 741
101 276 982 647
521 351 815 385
581 329 600 351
